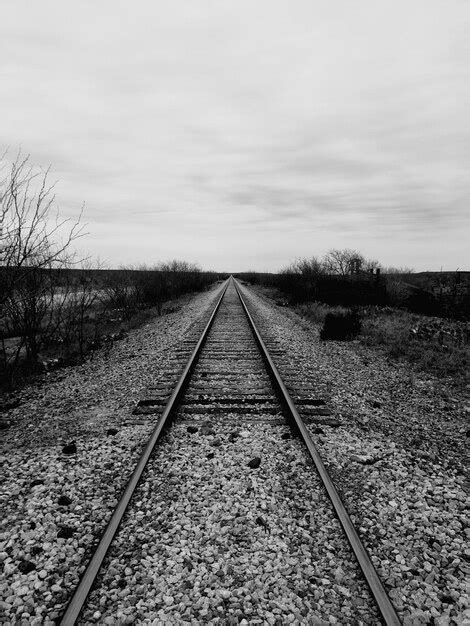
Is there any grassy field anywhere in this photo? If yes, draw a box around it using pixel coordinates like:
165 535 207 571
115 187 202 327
294 300 468 384
240 267 468 384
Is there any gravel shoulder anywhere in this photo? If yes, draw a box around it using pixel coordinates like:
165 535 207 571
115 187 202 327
1 280 469 625
243 284 469 626
0 284 222 624
81 422 379 625
1 284 223 450
76 281 381 625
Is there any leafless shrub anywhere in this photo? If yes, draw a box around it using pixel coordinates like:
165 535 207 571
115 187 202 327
99 269 138 320
281 256 325 276
58 262 102 358
380 266 415 274
0 151 84 388
323 249 379 275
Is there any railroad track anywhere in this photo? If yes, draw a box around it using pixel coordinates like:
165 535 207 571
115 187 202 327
60 277 400 625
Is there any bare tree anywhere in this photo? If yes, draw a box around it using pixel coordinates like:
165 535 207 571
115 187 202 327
381 266 415 274
157 260 200 272
323 249 365 275
0 151 84 387
59 261 102 358
1 152 84 293
99 268 138 320
281 256 325 276
363 258 380 273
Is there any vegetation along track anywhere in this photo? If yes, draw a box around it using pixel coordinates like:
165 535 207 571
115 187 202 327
60 278 400 624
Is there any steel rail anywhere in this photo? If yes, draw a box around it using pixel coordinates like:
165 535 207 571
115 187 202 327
59 279 230 626
233 278 401 626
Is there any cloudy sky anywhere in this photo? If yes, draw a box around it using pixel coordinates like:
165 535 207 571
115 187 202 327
1 1 469 271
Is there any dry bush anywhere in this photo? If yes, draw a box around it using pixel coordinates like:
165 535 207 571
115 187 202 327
0 152 84 389
292 299 468 381
320 310 362 340
296 302 347 325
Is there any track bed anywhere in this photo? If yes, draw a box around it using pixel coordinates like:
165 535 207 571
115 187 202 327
77 281 381 624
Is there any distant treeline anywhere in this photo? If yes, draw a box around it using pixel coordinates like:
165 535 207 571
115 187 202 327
1 263 222 391
0 151 228 391
236 271 389 306
236 251 470 320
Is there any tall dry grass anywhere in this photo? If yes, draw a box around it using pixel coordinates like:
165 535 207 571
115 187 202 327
294 302 468 383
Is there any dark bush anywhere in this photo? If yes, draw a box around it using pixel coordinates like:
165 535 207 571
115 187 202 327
405 290 440 316
320 310 362 340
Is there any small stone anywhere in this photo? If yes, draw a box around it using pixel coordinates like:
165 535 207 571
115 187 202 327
337 586 351 597
404 610 428 625
58 495 72 506
255 517 269 531
211 438 222 447
57 526 74 539
183 557 194 571
334 567 345 582
17 560 36 574
200 422 215 436
62 442 77 455
38 570 48 579
439 594 453 604
16 586 29 597
247 457 261 469
351 454 378 465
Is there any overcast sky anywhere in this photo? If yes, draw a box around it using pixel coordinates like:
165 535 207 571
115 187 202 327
1 1 469 271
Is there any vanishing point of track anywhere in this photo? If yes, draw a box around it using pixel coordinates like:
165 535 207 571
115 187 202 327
60 277 401 625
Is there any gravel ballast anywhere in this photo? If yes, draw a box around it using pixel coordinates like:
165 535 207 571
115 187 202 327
78 281 381 624
81 422 379 625
1 279 469 624
239 283 469 625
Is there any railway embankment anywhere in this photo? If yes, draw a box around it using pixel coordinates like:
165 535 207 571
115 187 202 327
242 283 469 625
0 284 223 623
0 279 468 625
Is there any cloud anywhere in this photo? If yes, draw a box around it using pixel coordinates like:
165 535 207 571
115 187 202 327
1 0 469 270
